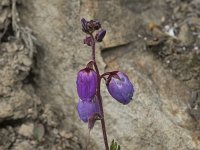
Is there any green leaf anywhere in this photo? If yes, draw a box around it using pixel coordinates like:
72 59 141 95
33 123 45 141
110 139 121 150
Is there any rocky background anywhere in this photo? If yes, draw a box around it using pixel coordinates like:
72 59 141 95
0 0 200 150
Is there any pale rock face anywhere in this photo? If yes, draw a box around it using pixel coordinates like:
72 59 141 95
18 0 200 149
0 102 13 119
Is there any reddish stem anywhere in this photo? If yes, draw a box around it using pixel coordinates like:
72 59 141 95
90 34 109 150
100 72 110 79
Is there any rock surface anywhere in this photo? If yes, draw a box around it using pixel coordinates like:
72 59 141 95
18 123 34 138
0 0 199 150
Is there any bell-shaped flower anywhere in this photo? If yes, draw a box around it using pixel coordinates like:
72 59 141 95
107 72 134 105
76 68 97 101
77 97 100 123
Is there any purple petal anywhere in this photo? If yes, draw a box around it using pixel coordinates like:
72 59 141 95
76 68 97 101
77 97 100 122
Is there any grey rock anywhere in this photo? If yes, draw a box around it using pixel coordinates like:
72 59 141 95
21 56 32 66
0 127 16 149
178 24 194 46
59 131 73 139
0 8 10 29
12 141 34 150
17 0 200 149
0 39 40 121
0 0 10 6
0 102 13 119
0 0 199 150
18 123 34 138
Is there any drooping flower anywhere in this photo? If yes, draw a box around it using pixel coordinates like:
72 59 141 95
76 68 97 101
106 72 134 105
77 97 100 123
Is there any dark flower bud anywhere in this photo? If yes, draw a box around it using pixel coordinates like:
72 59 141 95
92 20 101 30
81 18 89 33
87 20 101 31
87 20 94 31
107 72 134 105
76 68 97 102
77 97 100 123
81 18 102 33
83 36 92 46
95 29 106 42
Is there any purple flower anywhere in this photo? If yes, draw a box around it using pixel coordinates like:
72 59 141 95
77 97 100 122
95 29 106 42
76 68 97 101
107 72 134 105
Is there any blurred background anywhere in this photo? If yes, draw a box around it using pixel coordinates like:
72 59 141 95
0 0 199 149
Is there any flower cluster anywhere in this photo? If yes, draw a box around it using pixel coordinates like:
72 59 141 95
81 18 106 46
76 18 134 128
76 18 134 149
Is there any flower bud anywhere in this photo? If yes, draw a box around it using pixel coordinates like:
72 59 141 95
77 97 100 122
81 18 101 33
91 20 101 30
83 36 92 46
81 18 89 33
95 29 106 42
76 68 97 101
107 72 134 105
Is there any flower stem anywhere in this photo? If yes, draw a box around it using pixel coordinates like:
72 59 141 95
90 34 109 150
85 129 90 150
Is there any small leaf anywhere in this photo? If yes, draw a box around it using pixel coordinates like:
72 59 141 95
33 123 45 141
110 139 121 150
110 140 115 150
